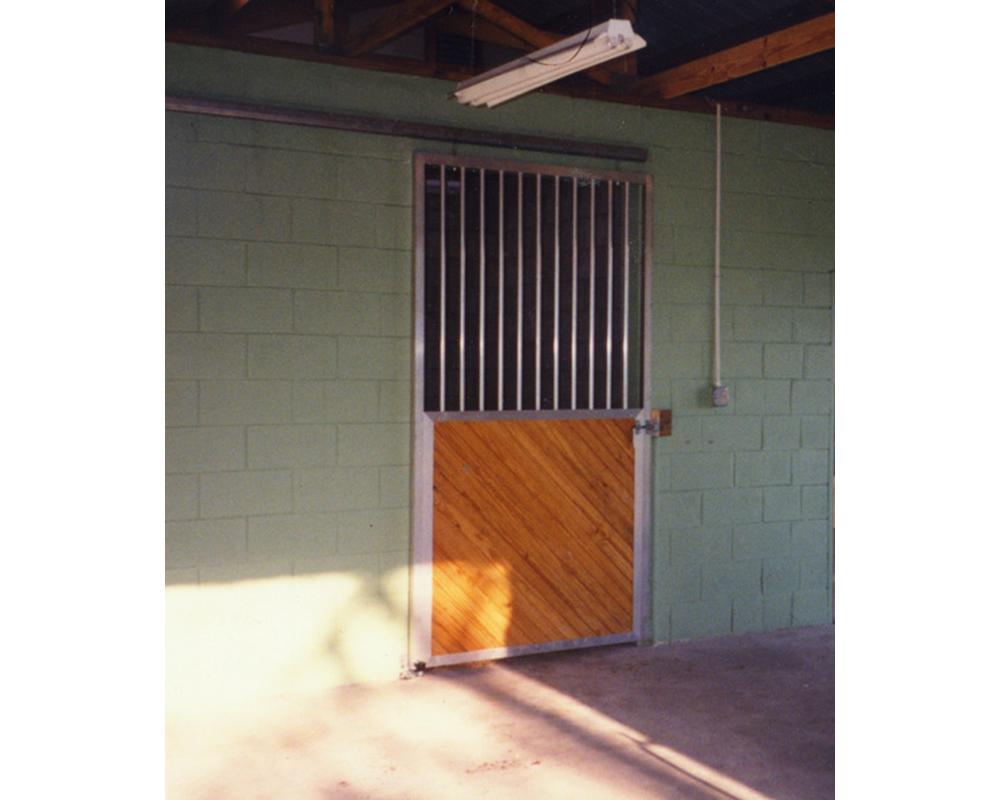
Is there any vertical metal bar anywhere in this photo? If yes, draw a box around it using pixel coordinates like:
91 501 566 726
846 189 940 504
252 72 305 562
459 167 466 412
409 155 433 668
553 177 560 408
535 176 542 411
571 178 578 410
588 180 596 410
517 172 524 411
498 170 505 410
623 182 630 407
606 180 613 409
439 164 446 411
479 169 486 411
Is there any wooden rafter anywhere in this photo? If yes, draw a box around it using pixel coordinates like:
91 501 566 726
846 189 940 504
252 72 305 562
637 12 834 100
212 0 312 36
314 0 335 49
434 10 535 51
342 0 454 57
454 0 616 86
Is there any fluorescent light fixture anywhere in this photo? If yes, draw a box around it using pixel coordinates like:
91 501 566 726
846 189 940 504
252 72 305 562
453 19 647 108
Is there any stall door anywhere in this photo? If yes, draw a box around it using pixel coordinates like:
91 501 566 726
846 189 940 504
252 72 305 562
410 154 652 668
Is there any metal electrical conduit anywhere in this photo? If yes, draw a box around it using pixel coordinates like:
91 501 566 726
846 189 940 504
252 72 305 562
165 95 649 163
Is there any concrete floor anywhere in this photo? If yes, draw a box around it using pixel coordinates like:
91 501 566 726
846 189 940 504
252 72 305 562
167 625 833 800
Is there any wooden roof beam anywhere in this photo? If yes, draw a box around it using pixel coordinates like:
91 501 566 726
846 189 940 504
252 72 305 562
454 0 617 86
636 11 834 100
210 0 313 37
342 0 454 57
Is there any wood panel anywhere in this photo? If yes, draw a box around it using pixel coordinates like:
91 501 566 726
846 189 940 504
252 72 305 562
432 417 634 656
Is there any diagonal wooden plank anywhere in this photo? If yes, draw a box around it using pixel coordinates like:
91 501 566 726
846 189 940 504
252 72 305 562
454 0 617 86
213 0 313 36
343 0 454 56
636 12 834 100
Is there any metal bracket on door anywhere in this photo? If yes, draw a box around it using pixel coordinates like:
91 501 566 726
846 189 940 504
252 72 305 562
634 409 671 436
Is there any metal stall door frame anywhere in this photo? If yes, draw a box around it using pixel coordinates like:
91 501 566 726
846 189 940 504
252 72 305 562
408 153 653 670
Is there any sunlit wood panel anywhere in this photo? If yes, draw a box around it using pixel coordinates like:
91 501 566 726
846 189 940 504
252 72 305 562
432 417 634 655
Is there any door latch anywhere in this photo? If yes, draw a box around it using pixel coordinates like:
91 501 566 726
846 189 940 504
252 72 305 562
634 409 672 437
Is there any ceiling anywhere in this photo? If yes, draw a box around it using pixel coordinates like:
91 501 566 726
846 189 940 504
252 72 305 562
166 0 834 128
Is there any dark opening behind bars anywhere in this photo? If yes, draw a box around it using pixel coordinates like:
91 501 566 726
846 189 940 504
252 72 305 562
423 161 645 413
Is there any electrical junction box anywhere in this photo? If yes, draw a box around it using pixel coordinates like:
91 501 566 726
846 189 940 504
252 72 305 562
711 385 730 407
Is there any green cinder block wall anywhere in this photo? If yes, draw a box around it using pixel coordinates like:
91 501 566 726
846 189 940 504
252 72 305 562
165 43 834 709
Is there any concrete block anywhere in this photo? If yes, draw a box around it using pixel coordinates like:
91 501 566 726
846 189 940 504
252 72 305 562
331 201 381 247
380 294 412 337
294 467 380 512
375 205 412 250
763 415 800 450
248 335 338 380
166 474 198 521
166 381 198 427
658 563 701 603
735 452 791 487
793 590 831 625
763 486 801 522
247 242 338 290
338 157 410 205
809 200 835 236
166 140 246 191
733 594 764 634
671 598 731 641
245 147 338 198
379 465 410 508
166 334 246 380
762 557 799 595
764 380 791 414
733 306 793 342
378 381 411 422
197 191 291 241
337 508 410 554
723 270 763 306
339 248 412 295
247 425 337 469
734 522 792 560
294 290 381 336
800 557 829 590
702 488 762 526
727 380 764 414
667 303 713 343
655 490 702 528
793 450 829 485
763 592 792 631
669 526 732 563
165 111 198 142
658 267 710 305
809 236 834 272
791 380 833 414
199 381 292 425
165 568 199 586
293 380 379 423
803 272 834 307
166 518 246 568
804 344 833 379
247 512 339 560
723 229 828 272
166 188 198 236
166 427 245 473
702 560 761 599
724 193 811 235
794 309 833 343
339 337 410 380
760 271 804 307
722 343 764 378
763 343 803 378
801 415 831 448
656 341 707 378
338 424 410 466
166 237 245 287
291 198 338 245
669 452 732 490
792 520 829 557
656 416 702 454
200 470 293 518
760 122 834 164
673 226 713 266
701 416 761 451
657 187 714 230
166 286 198 331
802 485 830 520
200 287 293 333
199 560 294 583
